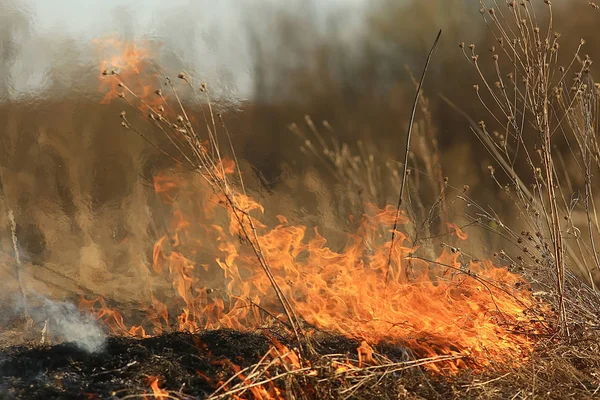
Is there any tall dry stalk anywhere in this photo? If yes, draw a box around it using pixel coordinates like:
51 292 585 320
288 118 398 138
0 167 28 318
386 29 442 283
103 70 308 354
455 0 600 334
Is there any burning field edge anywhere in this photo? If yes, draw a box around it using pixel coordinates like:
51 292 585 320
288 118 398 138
3 2 600 399
1 323 600 400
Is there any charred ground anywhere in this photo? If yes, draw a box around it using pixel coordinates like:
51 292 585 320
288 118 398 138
1 326 600 399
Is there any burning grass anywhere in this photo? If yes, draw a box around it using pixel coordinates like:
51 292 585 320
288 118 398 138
1 324 600 399
2 0 600 399
78 166 550 374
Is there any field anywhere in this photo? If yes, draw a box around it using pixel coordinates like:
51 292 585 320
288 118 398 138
1 1 600 399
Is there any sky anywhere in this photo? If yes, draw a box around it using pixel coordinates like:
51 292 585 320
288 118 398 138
3 0 369 100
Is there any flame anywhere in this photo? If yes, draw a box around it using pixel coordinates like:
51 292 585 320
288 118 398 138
93 35 163 111
210 342 304 399
447 222 468 240
357 341 376 367
144 376 169 399
83 38 551 376
83 168 548 374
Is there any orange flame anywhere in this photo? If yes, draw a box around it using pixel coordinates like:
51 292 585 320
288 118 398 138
83 38 551 376
83 168 548 374
357 341 376 367
93 35 163 111
447 222 468 241
144 376 169 399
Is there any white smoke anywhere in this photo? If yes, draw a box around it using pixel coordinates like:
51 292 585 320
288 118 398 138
37 298 106 353
6 294 108 353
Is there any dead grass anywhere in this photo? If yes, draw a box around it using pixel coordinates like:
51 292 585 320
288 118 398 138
2 1 600 399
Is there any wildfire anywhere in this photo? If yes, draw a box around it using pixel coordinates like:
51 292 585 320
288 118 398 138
82 168 547 373
93 34 162 110
144 376 169 399
82 36 550 378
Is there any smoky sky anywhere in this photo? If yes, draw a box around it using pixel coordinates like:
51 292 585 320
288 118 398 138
0 0 368 101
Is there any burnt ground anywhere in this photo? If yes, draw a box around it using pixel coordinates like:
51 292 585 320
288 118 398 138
0 328 447 400
0 329 275 400
0 327 433 400
1 321 599 399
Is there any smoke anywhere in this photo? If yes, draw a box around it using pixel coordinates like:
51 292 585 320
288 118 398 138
5 295 107 353
37 298 106 353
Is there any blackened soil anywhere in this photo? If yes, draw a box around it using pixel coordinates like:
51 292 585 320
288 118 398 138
0 329 276 400
0 329 413 400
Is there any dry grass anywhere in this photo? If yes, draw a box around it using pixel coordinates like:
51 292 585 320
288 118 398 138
199 1 600 397
2 1 600 399
448 0 600 336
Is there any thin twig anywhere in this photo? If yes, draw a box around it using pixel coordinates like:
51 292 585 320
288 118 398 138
386 29 442 286
0 167 28 317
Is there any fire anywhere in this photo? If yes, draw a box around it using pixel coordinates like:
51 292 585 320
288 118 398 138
144 376 169 399
357 341 376 367
447 222 468 241
82 168 548 373
93 34 162 110
83 37 550 376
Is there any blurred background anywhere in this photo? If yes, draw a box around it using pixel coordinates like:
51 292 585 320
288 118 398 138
0 0 598 310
